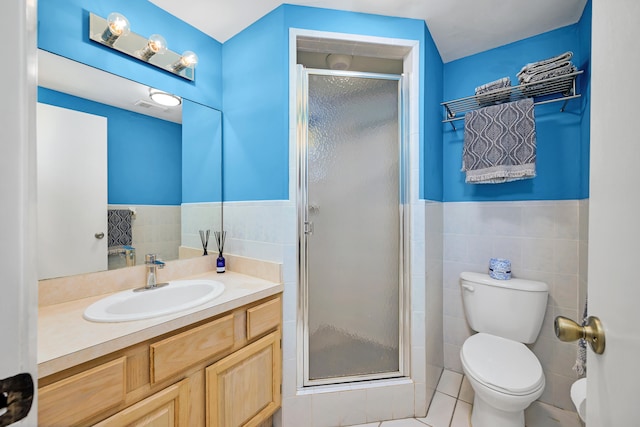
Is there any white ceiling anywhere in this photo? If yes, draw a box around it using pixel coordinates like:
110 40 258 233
149 0 587 62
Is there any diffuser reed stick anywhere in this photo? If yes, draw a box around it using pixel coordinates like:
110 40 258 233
199 229 210 256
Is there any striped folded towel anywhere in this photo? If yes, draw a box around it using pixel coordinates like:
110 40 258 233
475 77 511 95
517 52 577 85
475 77 511 106
517 51 573 78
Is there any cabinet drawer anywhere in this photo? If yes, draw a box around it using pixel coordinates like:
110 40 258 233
39 357 126 426
150 314 234 384
93 378 190 427
246 297 281 340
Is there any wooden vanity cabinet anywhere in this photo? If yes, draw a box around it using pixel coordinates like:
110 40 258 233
38 294 282 427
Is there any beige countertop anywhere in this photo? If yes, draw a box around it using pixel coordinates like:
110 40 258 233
38 270 283 379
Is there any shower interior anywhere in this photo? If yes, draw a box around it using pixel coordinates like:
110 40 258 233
297 40 411 386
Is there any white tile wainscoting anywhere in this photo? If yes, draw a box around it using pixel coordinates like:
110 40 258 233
220 198 587 424
442 200 588 411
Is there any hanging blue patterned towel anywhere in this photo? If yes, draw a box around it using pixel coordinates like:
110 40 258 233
462 98 536 184
107 209 133 249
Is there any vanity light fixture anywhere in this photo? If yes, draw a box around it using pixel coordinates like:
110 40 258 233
172 51 199 72
89 12 198 81
149 89 181 107
139 34 167 61
101 12 130 46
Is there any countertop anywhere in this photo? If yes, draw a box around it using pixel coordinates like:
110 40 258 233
38 270 283 379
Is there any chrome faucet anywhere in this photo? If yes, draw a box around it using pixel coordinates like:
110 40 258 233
144 253 165 289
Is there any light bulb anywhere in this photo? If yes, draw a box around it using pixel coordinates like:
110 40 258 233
140 34 167 61
172 51 199 72
101 12 130 46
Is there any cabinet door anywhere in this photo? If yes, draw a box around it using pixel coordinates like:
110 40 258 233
206 330 282 427
93 378 189 427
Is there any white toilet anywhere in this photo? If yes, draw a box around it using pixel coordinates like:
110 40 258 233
459 271 548 427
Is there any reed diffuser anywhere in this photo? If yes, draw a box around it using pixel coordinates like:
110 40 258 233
199 229 210 256
214 230 226 273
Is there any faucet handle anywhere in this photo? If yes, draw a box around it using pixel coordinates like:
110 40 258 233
145 254 165 268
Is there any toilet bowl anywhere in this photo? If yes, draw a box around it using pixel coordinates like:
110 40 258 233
461 333 545 427
459 272 549 427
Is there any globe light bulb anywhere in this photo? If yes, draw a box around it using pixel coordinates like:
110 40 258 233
101 12 130 46
172 51 199 72
140 34 167 61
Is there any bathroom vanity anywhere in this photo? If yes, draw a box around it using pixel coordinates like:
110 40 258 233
37 257 283 427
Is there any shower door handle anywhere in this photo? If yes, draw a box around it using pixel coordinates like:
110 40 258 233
304 221 314 235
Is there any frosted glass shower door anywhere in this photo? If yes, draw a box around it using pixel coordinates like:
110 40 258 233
302 71 404 384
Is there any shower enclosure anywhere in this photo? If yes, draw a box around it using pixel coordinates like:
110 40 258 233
298 66 409 386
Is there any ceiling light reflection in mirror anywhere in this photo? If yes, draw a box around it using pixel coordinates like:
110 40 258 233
38 50 182 124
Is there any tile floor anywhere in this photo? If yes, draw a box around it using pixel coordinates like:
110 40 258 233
348 370 582 427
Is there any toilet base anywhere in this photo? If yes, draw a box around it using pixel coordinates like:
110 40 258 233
471 395 525 427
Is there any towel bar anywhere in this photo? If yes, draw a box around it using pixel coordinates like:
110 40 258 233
442 70 583 131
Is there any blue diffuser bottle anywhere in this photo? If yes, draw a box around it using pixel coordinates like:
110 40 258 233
216 253 226 273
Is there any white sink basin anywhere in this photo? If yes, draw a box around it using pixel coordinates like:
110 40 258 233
83 280 225 323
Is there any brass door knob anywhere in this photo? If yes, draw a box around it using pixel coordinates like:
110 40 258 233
554 315 605 355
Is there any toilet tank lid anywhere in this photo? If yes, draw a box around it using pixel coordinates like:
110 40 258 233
460 272 548 292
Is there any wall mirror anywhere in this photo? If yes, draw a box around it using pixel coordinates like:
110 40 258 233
37 49 222 280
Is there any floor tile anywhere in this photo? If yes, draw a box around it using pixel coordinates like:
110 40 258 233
418 392 456 427
458 376 474 404
450 401 472 427
436 370 463 398
310 369 582 427
525 401 582 427
380 419 428 427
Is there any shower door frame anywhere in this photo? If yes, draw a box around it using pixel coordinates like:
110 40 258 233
297 66 411 387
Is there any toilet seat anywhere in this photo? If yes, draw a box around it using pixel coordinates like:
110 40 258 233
461 333 544 396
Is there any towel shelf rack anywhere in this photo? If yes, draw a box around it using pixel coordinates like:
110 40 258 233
441 70 583 131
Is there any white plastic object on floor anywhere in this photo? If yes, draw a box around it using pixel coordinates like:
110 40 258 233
571 378 587 422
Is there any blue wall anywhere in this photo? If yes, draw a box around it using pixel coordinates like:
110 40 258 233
38 87 182 205
442 14 591 201
38 0 222 109
222 7 288 202
182 100 223 203
38 0 224 205
423 27 444 201
38 0 590 204
578 0 592 198
222 4 440 201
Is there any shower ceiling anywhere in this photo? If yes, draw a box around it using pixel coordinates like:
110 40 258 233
149 0 588 62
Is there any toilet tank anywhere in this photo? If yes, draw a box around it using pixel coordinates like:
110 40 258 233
460 272 548 344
